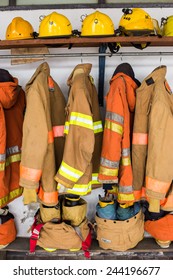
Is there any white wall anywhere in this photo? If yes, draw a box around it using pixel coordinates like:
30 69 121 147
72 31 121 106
1 7 173 237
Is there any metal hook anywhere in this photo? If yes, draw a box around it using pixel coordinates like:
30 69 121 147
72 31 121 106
80 53 83 64
80 14 87 22
160 56 162 66
39 15 45 22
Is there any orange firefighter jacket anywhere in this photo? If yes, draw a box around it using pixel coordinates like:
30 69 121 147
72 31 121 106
0 74 25 208
98 72 139 204
19 62 66 206
132 66 173 212
54 63 103 196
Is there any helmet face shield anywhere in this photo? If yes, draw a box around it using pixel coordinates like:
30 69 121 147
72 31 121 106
38 12 72 38
81 11 115 37
6 17 34 40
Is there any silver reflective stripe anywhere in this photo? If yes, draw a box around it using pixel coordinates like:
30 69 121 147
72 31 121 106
119 185 133 193
6 145 20 156
106 111 124 124
100 157 119 168
0 153 6 162
122 148 130 157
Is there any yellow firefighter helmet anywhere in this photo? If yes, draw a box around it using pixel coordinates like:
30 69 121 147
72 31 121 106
161 16 173 36
6 17 34 40
38 11 72 38
81 11 115 37
119 8 156 36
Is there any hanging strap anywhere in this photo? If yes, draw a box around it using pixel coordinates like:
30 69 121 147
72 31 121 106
73 222 92 259
29 218 44 253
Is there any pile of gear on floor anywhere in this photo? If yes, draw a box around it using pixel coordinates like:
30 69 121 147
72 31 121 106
1 7 173 256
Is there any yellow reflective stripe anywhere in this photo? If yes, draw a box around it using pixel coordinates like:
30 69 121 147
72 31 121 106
58 161 83 183
121 157 131 166
64 121 69 134
99 166 118 177
117 192 135 202
0 187 23 208
70 112 93 130
105 120 123 135
93 121 103 133
6 154 21 167
0 154 21 171
0 162 5 171
91 173 100 184
67 182 92 196
57 182 92 196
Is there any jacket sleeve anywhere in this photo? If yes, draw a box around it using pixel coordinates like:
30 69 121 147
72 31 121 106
98 85 124 183
19 89 48 190
54 88 95 189
132 84 151 200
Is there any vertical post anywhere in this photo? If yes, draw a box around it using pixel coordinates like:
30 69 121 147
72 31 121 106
98 44 107 107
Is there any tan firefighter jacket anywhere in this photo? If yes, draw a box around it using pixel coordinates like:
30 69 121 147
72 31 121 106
19 62 66 206
54 63 103 195
0 71 25 208
132 65 173 212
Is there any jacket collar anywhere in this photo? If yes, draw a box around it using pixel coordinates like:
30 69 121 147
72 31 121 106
25 62 50 93
67 64 92 86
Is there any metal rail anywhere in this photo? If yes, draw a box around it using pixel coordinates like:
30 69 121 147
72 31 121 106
1 52 173 59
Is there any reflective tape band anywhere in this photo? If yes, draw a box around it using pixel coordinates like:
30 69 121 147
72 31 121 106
99 165 118 177
20 165 42 182
91 173 100 185
57 181 92 196
117 192 135 203
132 133 148 145
119 185 133 193
134 187 146 200
0 153 6 162
93 121 103 133
100 157 119 168
5 154 21 168
70 112 93 130
0 162 5 171
106 111 124 125
58 161 83 183
66 182 92 196
64 121 69 134
121 157 131 166
0 187 23 208
122 148 130 157
146 176 170 194
53 125 64 137
38 186 58 205
6 145 20 156
104 120 123 135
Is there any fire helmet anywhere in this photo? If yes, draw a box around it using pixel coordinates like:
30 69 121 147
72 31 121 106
119 8 157 36
38 12 72 38
81 11 115 37
6 17 34 40
161 16 173 36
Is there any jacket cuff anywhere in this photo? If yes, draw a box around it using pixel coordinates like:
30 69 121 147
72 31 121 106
23 188 37 205
148 198 160 213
